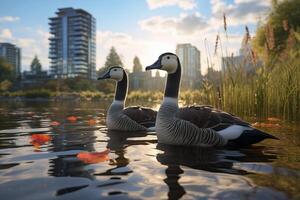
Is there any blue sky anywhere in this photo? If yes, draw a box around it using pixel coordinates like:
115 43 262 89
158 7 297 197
0 0 271 73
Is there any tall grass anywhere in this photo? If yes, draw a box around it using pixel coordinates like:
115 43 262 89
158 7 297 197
206 14 300 121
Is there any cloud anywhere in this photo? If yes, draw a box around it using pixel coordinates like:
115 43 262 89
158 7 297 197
210 0 271 27
0 28 49 71
139 13 208 35
0 29 13 39
146 0 196 10
97 30 174 71
0 16 20 23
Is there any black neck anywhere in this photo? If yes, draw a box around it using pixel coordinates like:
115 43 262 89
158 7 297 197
115 71 127 101
164 60 181 98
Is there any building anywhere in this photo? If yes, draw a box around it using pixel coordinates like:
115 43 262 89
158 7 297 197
129 71 152 90
221 34 261 73
221 55 244 72
0 42 21 78
176 43 202 89
49 7 96 80
129 70 165 91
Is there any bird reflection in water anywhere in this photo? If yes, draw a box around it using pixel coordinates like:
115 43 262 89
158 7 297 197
156 143 278 199
94 130 156 177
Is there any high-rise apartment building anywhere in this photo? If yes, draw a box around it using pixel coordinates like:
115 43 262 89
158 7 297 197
0 42 21 78
49 8 96 79
176 43 202 89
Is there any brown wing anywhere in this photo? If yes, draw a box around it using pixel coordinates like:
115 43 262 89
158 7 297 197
122 106 157 128
175 105 250 131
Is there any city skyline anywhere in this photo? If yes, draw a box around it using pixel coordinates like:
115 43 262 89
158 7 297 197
0 0 271 74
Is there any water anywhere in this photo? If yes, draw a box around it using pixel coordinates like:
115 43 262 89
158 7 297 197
0 101 299 200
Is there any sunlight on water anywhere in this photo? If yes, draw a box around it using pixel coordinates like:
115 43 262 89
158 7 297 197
0 101 299 199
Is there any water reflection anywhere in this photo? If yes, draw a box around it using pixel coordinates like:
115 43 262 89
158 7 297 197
164 165 185 200
156 143 280 199
0 101 296 199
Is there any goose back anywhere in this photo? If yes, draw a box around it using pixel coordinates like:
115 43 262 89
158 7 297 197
175 106 250 131
107 103 149 131
156 101 226 147
122 106 157 128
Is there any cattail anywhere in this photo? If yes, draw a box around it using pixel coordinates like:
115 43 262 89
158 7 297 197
287 27 296 49
245 26 251 44
223 13 227 33
214 34 220 55
265 24 275 50
264 42 269 59
282 19 289 31
251 49 257 65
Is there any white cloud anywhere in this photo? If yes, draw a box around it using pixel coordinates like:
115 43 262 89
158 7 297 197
97 30 174 71
210 0 271 27
139 13 208 35
0 16 20 23
0 28 49 71
0 29 13 39
147 0 196 10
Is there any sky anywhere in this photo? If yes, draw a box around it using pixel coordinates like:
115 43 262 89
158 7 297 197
0 0 271 74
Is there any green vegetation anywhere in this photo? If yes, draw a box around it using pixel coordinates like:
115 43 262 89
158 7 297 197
132 56 143 72
0 57 13 92
209 0 300 121
98 46 124 75
0 57 13 81
30 55 42 74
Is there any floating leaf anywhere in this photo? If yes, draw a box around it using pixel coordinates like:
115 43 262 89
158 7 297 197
267 117 281 122
252 122 281 128
30 134 52 148
50 121 60 126
67 116 77 122
77 149 110 164
88 119 97 126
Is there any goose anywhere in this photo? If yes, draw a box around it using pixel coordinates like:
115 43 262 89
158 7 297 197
98 66 156 132
146 53 278 147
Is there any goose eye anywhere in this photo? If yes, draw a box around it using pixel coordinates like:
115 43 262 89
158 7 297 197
113 69 117 71
167 56 170 59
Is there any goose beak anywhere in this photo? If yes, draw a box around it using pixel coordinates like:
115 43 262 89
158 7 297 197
146 59 161 71
97 70 110 80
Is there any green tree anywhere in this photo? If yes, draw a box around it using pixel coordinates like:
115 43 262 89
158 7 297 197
104 47 123 68
0 80 12 92
252 0 300 63
132 56 142 72
30 55 42 74
0 57 13 81
97 47 124 94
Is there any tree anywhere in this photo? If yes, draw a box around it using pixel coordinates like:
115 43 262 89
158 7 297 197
30 55 42 74
104 47 123 68
0 57 13 81
252 0 300 63
132 56 142 72
0 80 12 92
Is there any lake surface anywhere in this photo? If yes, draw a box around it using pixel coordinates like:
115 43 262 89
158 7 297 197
0 100 299 200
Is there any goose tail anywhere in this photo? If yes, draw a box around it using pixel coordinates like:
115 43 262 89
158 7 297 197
229 128 279 146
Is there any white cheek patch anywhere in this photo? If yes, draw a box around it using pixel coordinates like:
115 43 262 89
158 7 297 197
161 58 177 74
110 70 123 81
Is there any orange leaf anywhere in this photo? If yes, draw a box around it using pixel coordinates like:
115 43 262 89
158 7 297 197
67 116 77 122
252 122 281 128
77 149 110 164
88 119 97 126
50 121 60 126
267 117 280 122
30 134 52 146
